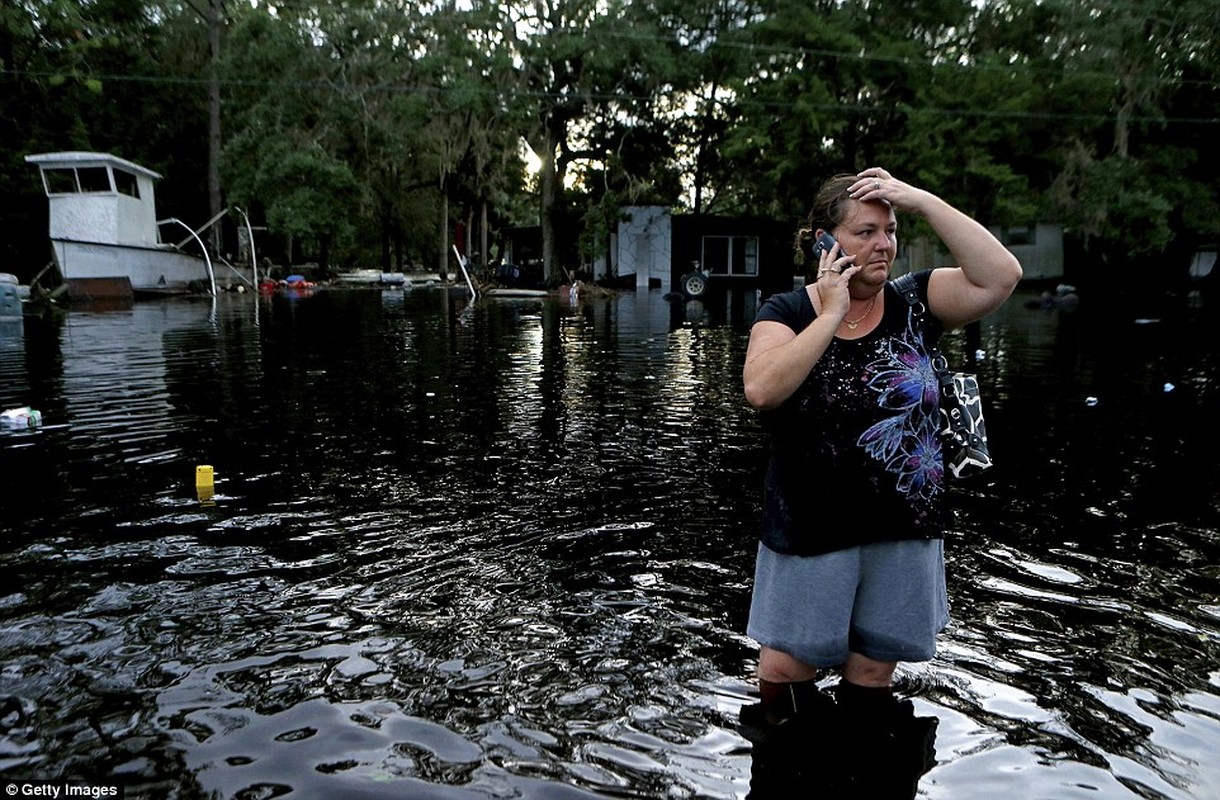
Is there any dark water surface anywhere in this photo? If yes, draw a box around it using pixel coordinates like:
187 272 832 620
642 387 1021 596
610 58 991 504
1 285 1218 799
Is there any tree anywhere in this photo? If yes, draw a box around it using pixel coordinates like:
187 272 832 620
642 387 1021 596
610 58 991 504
2 0 1216 288
0 0 211 272
1006 0 1219 283
715 0 866 221
488 0 697 285
412 2 525 277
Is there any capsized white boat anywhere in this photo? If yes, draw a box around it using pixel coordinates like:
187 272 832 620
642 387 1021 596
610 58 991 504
483 288 550 298
25 151 256 300
1 273 26 320
334 269 411 286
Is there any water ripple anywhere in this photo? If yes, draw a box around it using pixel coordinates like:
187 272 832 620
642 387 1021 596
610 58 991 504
1 291 1217 798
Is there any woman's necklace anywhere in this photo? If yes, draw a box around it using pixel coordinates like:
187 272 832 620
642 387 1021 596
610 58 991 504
843 294 878 330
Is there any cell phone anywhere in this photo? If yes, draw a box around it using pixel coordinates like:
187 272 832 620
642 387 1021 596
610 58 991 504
813 231 850 262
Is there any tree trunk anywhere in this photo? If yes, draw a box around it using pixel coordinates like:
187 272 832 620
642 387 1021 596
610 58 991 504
537 132 563 286
1114 74 1134 159
380 197 391 272
437 181 449 281
207 0 223 253
479 199 489 273
693 82 719 216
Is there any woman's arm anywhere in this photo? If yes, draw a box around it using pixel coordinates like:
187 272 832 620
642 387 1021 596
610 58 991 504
743 257 863 410
854 168 1023 329
743 315 837 410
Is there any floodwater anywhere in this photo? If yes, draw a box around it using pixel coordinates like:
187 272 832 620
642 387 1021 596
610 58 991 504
1 284 1217 799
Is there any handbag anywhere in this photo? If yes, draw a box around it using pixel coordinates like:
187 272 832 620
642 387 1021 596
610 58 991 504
892 274 993 479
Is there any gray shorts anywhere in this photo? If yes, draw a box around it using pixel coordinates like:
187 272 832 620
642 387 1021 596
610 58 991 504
746 539 949 667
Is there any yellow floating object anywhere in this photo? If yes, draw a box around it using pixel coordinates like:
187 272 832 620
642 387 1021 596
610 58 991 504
195 464 214 489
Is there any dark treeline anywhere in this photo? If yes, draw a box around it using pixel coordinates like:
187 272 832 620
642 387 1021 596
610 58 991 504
1 0 1217 290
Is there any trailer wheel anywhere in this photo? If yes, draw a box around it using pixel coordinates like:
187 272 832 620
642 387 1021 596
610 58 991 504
681 271 708 298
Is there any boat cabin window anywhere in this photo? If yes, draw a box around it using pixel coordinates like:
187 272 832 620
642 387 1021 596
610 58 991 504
77 167 113 193
113 169 140 198
42 166 114 194
44 168 79 194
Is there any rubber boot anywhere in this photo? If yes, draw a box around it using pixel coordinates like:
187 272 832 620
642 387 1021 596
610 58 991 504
831 680 939 798
741 679 840 799
738 678 833 743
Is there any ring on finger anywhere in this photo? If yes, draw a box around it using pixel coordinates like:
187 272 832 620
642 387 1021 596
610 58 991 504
873 179 881 190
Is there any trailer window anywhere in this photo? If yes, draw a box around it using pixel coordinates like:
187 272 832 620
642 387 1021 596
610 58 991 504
702 235 759 276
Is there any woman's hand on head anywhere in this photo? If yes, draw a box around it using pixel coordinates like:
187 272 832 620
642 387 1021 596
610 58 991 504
845 167 1022 327
847 167 932 215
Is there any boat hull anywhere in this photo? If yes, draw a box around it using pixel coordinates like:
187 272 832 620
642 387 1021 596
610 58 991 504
52 239 216 298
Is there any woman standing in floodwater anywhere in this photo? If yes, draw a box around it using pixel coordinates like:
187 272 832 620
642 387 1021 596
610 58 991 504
739 167 1021 792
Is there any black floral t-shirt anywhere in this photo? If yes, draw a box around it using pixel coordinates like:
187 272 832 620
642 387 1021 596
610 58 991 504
754 270 947 556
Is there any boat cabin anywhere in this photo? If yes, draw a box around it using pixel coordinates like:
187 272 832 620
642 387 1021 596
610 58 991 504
25 152 164 250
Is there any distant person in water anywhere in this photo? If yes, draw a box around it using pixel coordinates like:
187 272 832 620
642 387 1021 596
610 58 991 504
739 167 1021 756
1027 283 1079 310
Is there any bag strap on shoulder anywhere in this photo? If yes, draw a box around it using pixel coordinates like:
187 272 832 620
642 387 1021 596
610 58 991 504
891 272 948 374
890 272 924 314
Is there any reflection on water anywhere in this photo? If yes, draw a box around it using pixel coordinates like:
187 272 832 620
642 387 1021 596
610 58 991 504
741 687 938 798
1 286 1218 799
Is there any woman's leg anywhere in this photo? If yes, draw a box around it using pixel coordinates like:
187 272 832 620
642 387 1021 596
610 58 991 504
841 651 896 687
754 646 825 724
758 646 820 683
836 652 899 723
758 648 894 720
761 648 896 687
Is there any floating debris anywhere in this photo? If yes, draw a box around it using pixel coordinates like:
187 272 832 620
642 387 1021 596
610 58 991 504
0 407 42 430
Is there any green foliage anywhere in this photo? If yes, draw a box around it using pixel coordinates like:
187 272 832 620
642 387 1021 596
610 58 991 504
1 0 1216 281
259 148 359 244
1049 143 1174 258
